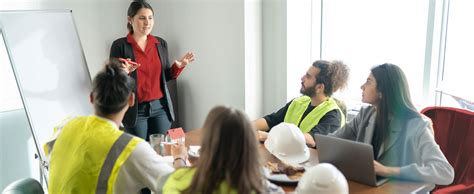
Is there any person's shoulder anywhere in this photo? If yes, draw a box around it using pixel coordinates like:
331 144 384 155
63 115 90 127
127 133 146 144
358 105 375 115
172 167 195 177
123 134 146 147
163 167 195 193
154 36 166 43
407 114 432 130
167 167 195 185
153 36 168 46
326 109 340 116
112 37 128 45
127 140 159 163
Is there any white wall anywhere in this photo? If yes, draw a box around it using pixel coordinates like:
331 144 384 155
152 0 246 129
262 0 287 115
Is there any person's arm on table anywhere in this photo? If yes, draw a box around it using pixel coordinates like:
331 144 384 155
374 160 400 177
253 118 269 131
171 143 188 169
254 101 292 142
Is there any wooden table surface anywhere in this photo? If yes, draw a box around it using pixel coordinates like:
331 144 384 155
185 129 434 193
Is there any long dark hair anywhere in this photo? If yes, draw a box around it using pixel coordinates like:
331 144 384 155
184 106 264 194
127 0 154 33
312 60 349 96
371 63 419 152
91 59 135 115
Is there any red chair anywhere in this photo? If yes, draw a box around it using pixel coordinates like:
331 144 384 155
432 184 474 194
421 107 474 191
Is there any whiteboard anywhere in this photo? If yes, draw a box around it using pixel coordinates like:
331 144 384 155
0 10 92 165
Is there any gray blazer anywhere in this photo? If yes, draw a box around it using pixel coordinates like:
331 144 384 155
330 106 454 185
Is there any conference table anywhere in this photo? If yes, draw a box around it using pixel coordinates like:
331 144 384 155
184 129 435 193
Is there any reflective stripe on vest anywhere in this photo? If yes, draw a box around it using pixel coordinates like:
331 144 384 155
96 133 133 194
284 96 345 133
48 116 142 194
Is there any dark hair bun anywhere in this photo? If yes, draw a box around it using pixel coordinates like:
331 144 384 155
105 64 116 77
91 59 135 115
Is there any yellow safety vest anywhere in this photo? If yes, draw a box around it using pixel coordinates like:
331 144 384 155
163 168 246 194
284 96 345 133
48 115 142 194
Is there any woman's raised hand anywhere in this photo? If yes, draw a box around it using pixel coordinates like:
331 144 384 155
174 52 195 68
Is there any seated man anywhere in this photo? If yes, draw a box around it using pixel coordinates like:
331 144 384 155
254 60 349 147
44 59 188 194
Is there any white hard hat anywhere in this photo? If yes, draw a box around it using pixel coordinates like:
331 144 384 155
264 123 310 165
296 163 348 194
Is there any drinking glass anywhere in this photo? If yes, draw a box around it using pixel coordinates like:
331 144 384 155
149 134 164 155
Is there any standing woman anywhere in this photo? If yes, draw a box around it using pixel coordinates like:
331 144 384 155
331 63 454 185
110 0 195 140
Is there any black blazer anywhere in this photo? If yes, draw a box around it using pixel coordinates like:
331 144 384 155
110 36 175 128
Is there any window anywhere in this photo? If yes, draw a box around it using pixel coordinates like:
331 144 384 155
320 0 430 110
439 0 474 111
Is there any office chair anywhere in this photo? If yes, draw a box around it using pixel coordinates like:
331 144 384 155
2 178 44 194
421 106 474 191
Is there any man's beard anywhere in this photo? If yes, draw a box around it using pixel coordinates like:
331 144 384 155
300 83 316 97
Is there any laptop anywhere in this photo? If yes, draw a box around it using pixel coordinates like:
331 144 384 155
315 134 389 186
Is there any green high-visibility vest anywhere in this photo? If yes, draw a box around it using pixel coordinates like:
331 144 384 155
163 168 247 194
284 96 345 133
48 115 142 194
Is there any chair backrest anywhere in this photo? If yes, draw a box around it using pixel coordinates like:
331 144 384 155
2 178 44 194
421 106 474 188
432 183 474 194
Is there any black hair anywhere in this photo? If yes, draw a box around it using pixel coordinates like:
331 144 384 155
312 60 349 96
91 59 135 115
370 63 420 155
127 0 154 33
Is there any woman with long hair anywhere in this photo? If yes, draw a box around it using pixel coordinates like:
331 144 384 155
110 0 195 140
163 106 283 193
331 63 454 185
